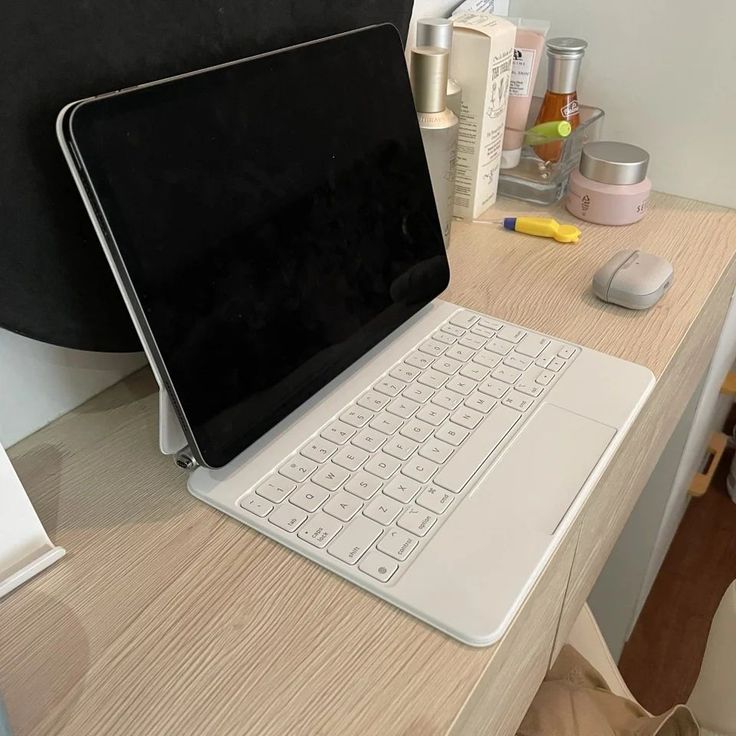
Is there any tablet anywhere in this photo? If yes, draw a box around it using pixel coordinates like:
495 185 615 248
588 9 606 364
62 24 448 468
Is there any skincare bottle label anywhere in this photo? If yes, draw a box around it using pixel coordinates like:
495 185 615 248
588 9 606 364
509 48 537 97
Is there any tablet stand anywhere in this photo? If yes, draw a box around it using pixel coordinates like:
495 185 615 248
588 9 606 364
0 443 65 598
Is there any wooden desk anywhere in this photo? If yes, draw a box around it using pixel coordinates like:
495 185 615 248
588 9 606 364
3 193 736 736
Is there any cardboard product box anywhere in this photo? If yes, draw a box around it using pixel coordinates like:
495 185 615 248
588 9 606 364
450 13 516 219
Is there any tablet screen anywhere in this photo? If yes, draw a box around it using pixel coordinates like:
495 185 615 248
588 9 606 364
69 25 449 468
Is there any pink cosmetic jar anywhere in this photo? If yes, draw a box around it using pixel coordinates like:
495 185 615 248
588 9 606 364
566 141 651 225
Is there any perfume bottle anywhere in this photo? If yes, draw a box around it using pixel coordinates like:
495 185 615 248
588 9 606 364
410 46 459 249
534 37 588 163
416 18 462 119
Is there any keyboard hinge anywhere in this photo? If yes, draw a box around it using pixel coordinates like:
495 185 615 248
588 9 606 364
174 446 199 471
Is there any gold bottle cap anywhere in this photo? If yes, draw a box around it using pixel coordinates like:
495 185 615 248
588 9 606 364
410 46 448 114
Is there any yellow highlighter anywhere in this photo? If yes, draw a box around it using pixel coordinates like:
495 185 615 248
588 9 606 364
502 216 581 244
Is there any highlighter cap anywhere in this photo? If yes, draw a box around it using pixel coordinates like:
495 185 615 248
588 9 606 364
416 18 454 50
410 46 449 114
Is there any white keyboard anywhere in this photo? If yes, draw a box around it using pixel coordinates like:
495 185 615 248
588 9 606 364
236 309 579 585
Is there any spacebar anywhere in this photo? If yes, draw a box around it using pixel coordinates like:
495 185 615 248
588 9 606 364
434 406 521 493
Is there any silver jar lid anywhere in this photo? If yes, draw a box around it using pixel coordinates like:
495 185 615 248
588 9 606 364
580 141 650 185
417 18 454 50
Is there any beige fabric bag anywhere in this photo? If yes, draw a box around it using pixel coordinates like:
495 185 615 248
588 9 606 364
517 646 699 736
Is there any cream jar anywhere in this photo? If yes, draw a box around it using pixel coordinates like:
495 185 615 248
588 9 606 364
566 141 651 225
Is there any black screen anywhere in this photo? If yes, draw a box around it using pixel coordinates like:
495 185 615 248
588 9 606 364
69 24 449 468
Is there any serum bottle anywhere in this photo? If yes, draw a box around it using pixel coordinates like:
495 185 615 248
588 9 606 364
416 18 462 119
410 46 459 249
534 37 588 163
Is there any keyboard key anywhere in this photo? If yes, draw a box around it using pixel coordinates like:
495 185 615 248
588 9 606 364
321 420 357 445
311 463 351 491
328 515 382 564
479 317 503 330
515 380 544 398
332 446 369 471
459 333 486 350
451 407 484 430
472 350 501 369
369 412 403 436
491 365 522 384
340 406 374 428
359 550 399 582
289 483 330 512
503 354 532 371
405 351 434 370
417 369 448 390
255 476 296 503
445 376 476 396
352 427 388 453
357 391 391 412
497 325 526 343
557 346 577 360
345 471 383 500
535 355 553 368
383 476 421 503
449 310 478 329
459 363 490 381
364 495 403 525
464 393 496 413
469 325 495 339
536 369 555 386
383 435 419 461
297 512 342 548
390 364 421 383
433 356 463 375
501 391 535 412
433 405 520 493
418 438 454 464
403 384 435 403
416 405 449 426
445 345 474 363
516 334 550 358
386 396 420 419
486 338 514 356
239 495 273 517
478 377 510 399
280 456 318 483
548 357 566 372
378 528 418 561
399 418 434 443
397 507 437 537
323 491 363 521
401 458 438 483
418 339 447 357
416 486 454 515
301 436 338 464
441 323 466 337
364 452 401 480
374 377 406 397
269 504 308 532
431 389 464 411
432 330 456 345
434 422 470 446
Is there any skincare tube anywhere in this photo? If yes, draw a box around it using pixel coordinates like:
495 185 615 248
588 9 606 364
500 18 550 169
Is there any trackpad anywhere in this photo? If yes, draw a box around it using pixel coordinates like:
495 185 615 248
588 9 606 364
490 404 616 533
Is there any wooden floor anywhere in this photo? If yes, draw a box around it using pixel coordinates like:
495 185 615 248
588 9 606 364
618 448 736 714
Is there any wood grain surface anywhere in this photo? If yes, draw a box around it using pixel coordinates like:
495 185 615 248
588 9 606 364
2 193 735 736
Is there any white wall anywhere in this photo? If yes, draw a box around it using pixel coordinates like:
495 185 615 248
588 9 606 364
0 328 144 448
502 0 736 207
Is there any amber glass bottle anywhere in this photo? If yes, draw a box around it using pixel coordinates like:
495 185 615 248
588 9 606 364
534 38 587 163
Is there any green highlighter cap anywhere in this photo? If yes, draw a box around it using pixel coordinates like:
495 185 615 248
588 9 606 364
524 120 572 146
